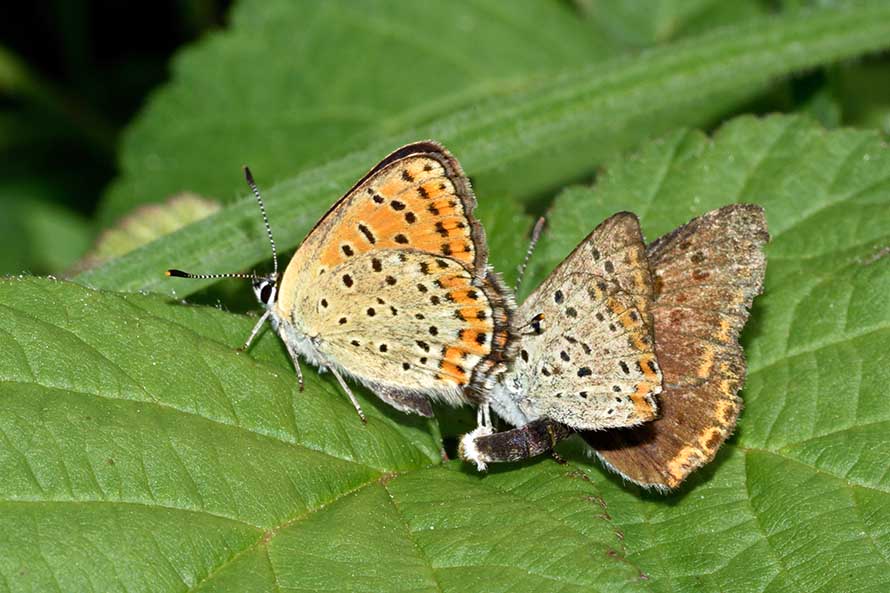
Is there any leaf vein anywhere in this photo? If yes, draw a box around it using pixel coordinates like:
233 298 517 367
380 480 445 593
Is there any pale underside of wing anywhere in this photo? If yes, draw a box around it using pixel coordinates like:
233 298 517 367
510 212 661 430
587 204 768 489
543 211 656 327
299 250 511 411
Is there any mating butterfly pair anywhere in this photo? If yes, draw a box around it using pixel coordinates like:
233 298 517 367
168 142 767 490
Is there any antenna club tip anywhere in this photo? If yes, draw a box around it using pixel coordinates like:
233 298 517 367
166 269 189 278
243 165 255 184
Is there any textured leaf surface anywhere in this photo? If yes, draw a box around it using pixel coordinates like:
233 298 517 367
3 115 889 591
573 0 769 45
100 0 778 222
0 279 644 593
78 1 890 297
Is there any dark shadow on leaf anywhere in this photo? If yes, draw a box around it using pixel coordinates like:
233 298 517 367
742 298 768 351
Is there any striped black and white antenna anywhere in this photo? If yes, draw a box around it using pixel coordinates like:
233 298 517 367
514 216 546 294
165 166 278 282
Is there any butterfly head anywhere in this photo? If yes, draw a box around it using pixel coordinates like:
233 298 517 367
252 273 278 308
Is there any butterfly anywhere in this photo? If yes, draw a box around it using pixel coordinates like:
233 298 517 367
460 204 768 490
168 142 515 422
460 212 662 456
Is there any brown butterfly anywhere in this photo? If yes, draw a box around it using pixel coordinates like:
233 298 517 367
460 204 768 490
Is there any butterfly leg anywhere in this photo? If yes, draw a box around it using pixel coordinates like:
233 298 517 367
476 402 493 431
548 424 567 464
239 310 271 352
295 357 305 392
328 367 368 424
279 335 306 392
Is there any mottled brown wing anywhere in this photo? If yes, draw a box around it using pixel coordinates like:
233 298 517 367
586 204 768 489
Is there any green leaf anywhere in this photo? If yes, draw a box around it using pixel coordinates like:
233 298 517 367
573 0 770 46
99 0 776 223
72 194 221 273
0 278 637 592
80 1 890 297
4 114 889 591
831 57 890 135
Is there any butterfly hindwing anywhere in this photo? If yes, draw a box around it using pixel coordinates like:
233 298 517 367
505 212 661 430
303 250 511 407
373 385 434 417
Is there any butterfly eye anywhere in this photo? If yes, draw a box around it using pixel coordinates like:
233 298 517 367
260 282 274 304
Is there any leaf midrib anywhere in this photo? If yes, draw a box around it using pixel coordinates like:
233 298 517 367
0 499 263 530
184 477 383 593
381 480 446 593
0 377 379 476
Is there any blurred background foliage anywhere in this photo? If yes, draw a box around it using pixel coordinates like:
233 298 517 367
1 1 230 274
1 0 888 277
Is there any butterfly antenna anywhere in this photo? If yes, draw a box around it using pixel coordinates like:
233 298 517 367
243 166 278 279
165 269 257 280
515 216 546 294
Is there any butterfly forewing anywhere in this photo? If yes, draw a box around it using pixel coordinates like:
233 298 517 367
278 142 486 314
544 212 656 327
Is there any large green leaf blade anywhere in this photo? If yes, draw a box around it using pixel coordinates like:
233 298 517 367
106 0 778 223
0 277 445 591
1 499 262 593
100 0 623 223
383 465 651 593
0 271 643 591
